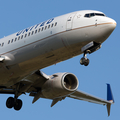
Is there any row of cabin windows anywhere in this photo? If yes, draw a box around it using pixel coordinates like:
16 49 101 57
8 22 57 44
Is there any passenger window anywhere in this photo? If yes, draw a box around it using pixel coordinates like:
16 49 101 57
55 22 57 26
51 23 54 27
25 34 27 38
2 43 4 46
15 38 17 41
41 27 44 31
38 28 41 32
18 36 20 40
8 40 10 44
21 35 23 39
35 30 37 34
11 39 14 43
31 31 34 35
45 26 47 30
28 32 30 36
48 25 50 29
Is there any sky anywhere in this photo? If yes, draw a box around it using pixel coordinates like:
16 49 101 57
0 0 119 119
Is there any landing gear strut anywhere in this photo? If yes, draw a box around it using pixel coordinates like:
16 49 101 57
80 41 101 66
6 83 23 111
6 97 23 111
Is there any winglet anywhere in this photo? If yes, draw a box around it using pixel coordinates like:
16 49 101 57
106 84 114 116
107 84 114 103
107 103 111 117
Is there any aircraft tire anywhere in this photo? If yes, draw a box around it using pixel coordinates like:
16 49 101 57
14 99 22 111
80 58 89 66
80 57 85 65
6 97 14 109
84 59 89 66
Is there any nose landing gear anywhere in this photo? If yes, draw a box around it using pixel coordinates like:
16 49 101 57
80 41 101 66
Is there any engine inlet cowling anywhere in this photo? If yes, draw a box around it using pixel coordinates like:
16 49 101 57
61 73 79 91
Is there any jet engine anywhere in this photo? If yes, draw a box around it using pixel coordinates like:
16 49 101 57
41 72 79 99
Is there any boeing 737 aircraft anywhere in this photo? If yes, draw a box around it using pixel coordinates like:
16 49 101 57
0 10 116 116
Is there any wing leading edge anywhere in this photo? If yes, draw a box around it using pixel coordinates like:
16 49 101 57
68 84 114 116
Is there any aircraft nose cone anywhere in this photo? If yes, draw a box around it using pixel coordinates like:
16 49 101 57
101 17 117 32
112 19 117 26
104 17 117 30
109 18 117 30
98 17 116 43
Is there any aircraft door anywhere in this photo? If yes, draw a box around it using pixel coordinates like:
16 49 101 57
66 13 76 31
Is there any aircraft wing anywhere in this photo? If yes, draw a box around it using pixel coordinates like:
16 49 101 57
69 90 110 105
68 84 114 116
0 70 49 95
0 70 114 116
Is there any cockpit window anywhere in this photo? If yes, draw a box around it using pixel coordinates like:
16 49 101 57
84 13 95 17
84 13 106 18
90 13 95 17
95 13 105 16
84 14 90 17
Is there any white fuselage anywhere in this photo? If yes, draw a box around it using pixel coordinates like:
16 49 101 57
0 10 116 87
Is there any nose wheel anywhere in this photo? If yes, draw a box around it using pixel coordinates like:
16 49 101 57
80 52 89 66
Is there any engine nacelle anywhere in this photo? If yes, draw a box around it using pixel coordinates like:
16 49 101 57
41 72 79 99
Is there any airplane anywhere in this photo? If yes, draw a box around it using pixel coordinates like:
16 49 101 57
0 10 116 115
